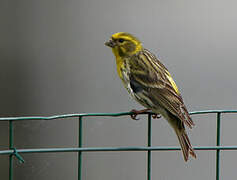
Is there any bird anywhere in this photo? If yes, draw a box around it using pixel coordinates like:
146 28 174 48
105 32 196 161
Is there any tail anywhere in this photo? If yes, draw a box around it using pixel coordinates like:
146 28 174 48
175 129 196 162
165 112 196 161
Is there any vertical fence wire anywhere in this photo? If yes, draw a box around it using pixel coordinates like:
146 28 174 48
9 121 13 180
78 116 83 180
216 113 221 180
147 114 152 180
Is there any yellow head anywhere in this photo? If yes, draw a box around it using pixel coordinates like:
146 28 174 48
105 32 143 57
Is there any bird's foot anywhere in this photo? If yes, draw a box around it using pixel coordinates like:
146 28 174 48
152 113 161 119
130 109 150 120
130 109 161 120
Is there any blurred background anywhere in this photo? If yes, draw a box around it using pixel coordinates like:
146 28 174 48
1 0 237 179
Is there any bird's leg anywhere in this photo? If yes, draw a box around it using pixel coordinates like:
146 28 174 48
130 109 161 120
130 109 150 120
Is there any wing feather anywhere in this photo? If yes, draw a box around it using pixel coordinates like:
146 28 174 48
130 49 194 128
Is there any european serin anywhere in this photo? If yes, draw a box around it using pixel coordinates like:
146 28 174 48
105 32 196 161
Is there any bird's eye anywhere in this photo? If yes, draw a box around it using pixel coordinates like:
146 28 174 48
118 38 125 43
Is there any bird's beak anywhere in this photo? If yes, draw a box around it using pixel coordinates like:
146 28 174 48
105 39 116 48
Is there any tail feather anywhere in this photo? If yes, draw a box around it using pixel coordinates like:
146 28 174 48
175 129 196 161
155 110 196 161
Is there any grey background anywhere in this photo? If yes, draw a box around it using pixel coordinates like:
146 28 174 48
1 0 237 179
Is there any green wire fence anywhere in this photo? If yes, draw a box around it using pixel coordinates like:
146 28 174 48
0 110 237 180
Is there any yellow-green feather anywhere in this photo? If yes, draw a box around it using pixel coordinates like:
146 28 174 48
165 71 180 95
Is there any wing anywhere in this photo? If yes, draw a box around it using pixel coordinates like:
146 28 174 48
130 49 194 128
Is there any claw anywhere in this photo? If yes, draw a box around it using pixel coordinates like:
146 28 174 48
152 114 161 119
130 113 140 120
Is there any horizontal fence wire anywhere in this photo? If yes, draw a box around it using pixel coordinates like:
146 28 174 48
0 110 237 180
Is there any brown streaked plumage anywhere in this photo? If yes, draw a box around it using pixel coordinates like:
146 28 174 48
105 32 196 161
